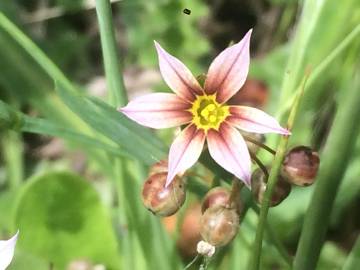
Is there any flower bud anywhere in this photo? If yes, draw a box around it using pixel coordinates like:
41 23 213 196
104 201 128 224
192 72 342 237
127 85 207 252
201 186 243 215
148 160 168 176
200 206 239 247
251 168 291 207
142 172 186 216
67 260 105 270
282 146 320 186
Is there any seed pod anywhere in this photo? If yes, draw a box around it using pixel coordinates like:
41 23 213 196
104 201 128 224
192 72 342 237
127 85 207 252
200 206 239 247
201 186 243 215
251 167 291 207
148 160 168 177
240 130 265 154
282 146 320 186
142 172 186 216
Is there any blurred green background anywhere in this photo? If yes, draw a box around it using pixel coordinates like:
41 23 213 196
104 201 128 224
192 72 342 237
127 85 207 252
0 0 359 269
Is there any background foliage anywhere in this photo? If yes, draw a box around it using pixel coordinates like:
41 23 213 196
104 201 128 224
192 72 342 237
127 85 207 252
0 0 359 269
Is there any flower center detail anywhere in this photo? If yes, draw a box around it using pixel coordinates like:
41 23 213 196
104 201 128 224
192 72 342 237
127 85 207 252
190 94 229 131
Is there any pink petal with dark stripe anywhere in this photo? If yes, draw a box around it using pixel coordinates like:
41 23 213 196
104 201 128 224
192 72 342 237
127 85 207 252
154 41 203 102
204 30 252 104
207 123 251 186
166 125 205 187
227 106 290 135
120 93 192 129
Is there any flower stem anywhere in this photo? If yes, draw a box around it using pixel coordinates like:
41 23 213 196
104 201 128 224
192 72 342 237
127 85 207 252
250 203 293 266
242 134 276 155
250 153 269 178
228 179 244 208
95 0 128 107
249 76 307 270
293 67 360 270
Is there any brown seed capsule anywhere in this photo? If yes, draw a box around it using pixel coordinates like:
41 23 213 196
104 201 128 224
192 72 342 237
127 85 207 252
176 204 202 258
148 160 169 177
142 172 186 216
251 167 291 207
282 146 320 186
200 205 239 247
201 186 243 215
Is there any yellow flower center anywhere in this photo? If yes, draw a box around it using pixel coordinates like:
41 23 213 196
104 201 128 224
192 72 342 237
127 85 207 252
190 94 229 132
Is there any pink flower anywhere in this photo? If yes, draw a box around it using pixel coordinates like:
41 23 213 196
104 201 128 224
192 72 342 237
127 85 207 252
120 30 289 187
0 231 19 270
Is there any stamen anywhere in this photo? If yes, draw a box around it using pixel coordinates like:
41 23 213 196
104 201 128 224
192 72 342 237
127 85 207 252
207 104 216 111
190 94 230 131
201 109 209 118
209 115 217 123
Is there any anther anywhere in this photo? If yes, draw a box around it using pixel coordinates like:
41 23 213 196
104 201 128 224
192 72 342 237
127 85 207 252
209 115 217 123
201 109 209 118
207 104 216 111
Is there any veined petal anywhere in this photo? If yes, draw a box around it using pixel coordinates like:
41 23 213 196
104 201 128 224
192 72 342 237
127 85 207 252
207 123 251 186
0 231 19 270
120 93 192 129
154 41 203 102
228 106 290 135
204 30 252 104
166 125 205 187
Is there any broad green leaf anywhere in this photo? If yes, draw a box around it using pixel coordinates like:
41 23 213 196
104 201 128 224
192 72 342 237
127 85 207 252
13 171 121 269
56 83 167 165
9 250 48 270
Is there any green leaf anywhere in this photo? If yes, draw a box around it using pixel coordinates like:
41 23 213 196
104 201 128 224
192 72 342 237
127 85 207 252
56 83 167 165
9 250 48 270
13 171 121 269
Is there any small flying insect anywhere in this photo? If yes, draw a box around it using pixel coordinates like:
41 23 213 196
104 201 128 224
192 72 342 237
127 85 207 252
183 8 191 15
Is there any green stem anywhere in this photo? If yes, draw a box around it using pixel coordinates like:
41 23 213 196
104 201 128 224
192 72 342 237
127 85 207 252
278 0 325 106
243 134 276 155
277 24 360 118
95 0 128 107
250 203 293 266
293 69 360 270
94 3 130 268
0 12 75 93
250 153 269 178
249 77 307 270
2 131 23 190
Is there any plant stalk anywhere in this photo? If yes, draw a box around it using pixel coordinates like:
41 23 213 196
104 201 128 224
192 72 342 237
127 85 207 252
293 69 360 270
95 0 128 107
249 77 307 270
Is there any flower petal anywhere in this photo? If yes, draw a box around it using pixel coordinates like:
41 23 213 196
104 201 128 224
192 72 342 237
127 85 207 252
227 106 290 135
204 29 252 104
207 123 251 186
154 41 203 101
166 125 205 187
0 231 19 270
120 93 192 129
